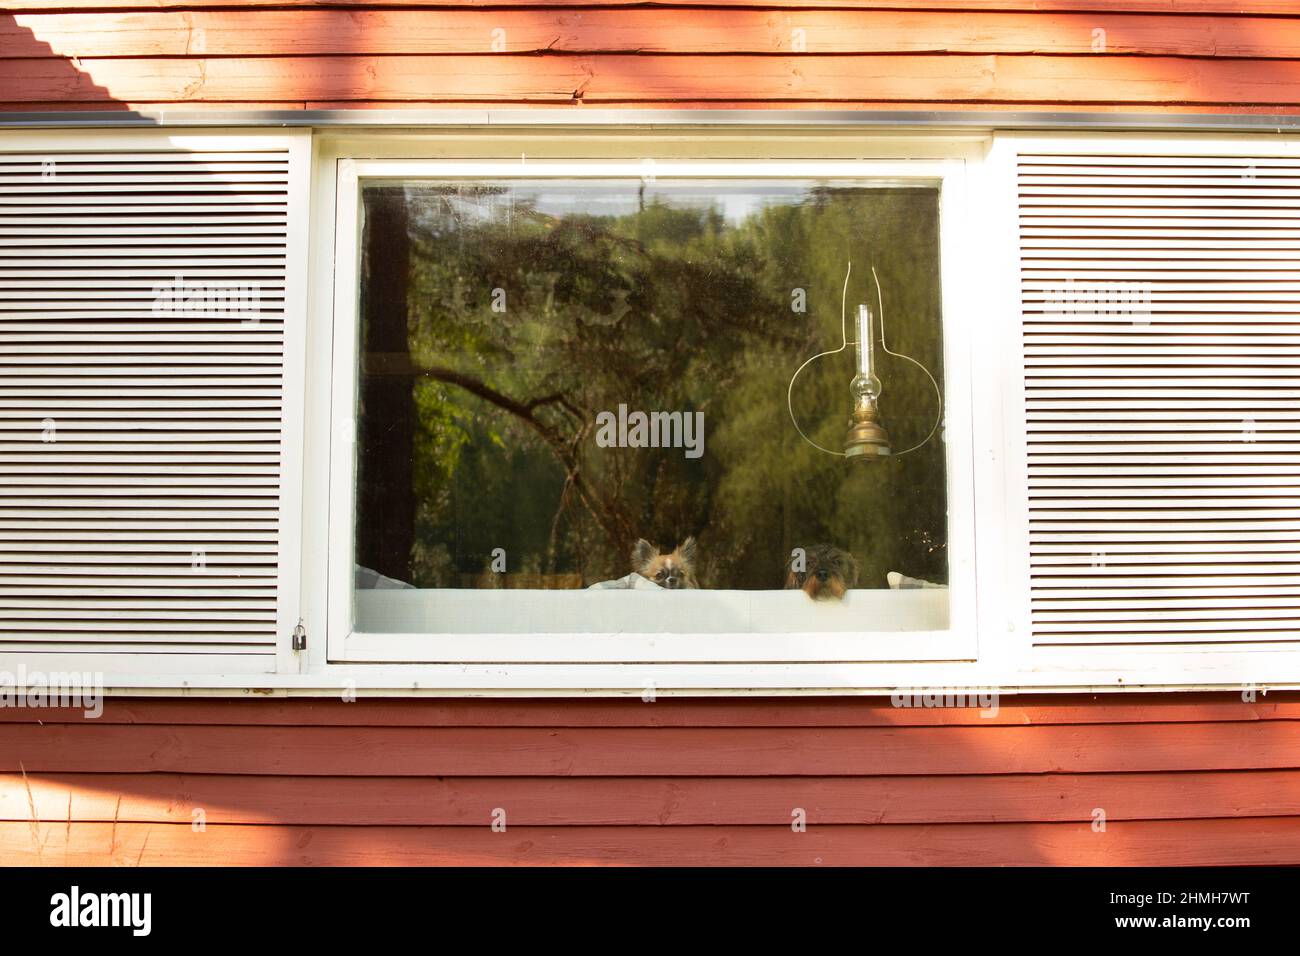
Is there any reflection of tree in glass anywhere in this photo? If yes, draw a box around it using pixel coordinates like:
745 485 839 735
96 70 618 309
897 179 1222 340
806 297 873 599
357 182 947 590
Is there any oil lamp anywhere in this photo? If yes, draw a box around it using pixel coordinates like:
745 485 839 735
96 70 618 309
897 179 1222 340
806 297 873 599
844 303 892 460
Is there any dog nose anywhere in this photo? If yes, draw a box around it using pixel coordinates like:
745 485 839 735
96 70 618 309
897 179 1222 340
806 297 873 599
665 576 677 587
815 570 829 582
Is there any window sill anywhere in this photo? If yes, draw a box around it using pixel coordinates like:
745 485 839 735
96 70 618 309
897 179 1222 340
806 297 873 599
336 587 964 663
355 586 949 634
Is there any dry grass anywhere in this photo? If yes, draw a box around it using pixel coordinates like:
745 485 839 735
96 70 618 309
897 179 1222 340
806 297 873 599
18 762 43 863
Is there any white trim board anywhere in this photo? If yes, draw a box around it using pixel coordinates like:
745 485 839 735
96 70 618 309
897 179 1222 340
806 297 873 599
2 126 1299 695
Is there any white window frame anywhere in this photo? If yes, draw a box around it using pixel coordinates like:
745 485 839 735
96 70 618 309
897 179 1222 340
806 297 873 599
309 134 1004 681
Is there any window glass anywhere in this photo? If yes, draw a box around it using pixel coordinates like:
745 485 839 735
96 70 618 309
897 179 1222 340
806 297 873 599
353 179 948 633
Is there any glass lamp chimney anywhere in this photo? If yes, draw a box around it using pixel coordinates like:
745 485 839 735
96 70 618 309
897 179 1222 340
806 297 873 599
845 302 891 460
853 303 880 397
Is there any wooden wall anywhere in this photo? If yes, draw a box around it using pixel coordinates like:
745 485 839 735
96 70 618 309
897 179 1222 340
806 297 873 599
3 5 1298 868
3 1 1300 113
3 694 1300 865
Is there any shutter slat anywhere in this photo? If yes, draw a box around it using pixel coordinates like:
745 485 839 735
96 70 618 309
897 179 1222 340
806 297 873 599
1034 607 1300 621
1034 596 1300 609
1023 230 1300 240
1019 150 1300 650
0 258 285 268
0 643 273 654
1022 238 1300 249
1031 499 1300 510
1018 156 1300 167
1020 196 1300 207
1031 520 1297 529
0 526 271 537
1026 253 1300 264
0 599 270 610
0 313 283 321
1032 586 1300 599
0 621 272 633
1031 527 1299 539
2 582 275 593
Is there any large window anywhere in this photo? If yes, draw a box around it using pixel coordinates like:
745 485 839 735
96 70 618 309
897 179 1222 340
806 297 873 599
328 158 977 662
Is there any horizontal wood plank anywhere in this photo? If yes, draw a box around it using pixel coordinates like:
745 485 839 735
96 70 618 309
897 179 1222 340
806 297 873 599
0 693 1294 727
7 55 1300 106
5 769 1299 825
6 100 1295 116
4 722 1300 775
7 11 1300 59
6 1 1300 14
7 818 1300 865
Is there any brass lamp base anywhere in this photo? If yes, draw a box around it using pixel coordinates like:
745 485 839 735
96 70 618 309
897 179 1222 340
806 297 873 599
844 395 892 460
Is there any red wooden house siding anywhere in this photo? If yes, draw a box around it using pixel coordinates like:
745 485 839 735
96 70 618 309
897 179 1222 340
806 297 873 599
3 1 1300 113
3 695 1300 865
3 3 1300 866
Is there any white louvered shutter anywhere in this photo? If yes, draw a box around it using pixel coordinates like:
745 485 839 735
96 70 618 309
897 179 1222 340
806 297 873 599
0 132 306 677
1016 142 1300 652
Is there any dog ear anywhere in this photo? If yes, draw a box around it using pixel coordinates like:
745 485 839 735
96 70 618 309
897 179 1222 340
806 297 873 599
631 538 657 570
677 536 697 565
